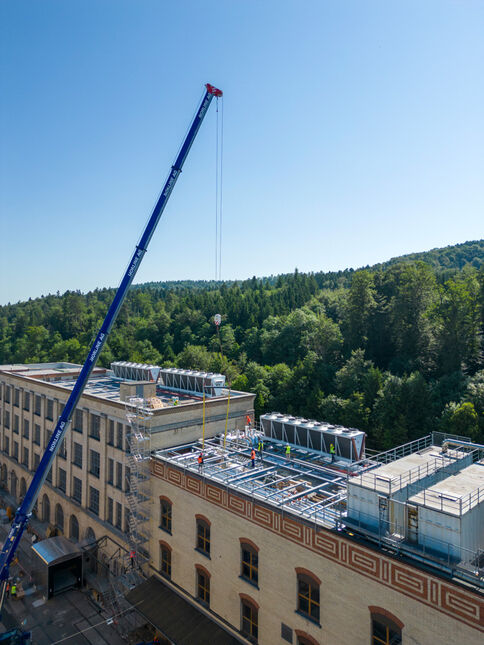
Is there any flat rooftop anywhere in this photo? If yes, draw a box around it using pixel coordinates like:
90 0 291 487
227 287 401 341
409 461 484 515
350 445 468 495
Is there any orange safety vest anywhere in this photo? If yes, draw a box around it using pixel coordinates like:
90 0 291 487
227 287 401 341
198 455 203 464
250 449 256 460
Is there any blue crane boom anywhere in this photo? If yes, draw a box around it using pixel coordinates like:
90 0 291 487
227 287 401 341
0 83 223 592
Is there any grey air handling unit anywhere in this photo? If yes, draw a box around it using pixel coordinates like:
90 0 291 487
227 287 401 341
260 413 366 461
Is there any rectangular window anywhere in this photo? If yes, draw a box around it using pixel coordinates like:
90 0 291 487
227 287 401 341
23 392 30 411
22 447 29 467
58 438 66 459
116 423 123 450
125 466 131 492
13 441 19 461
160 545 171 579
115 502 122 529
58 467 66 493
107 497 113 524
107 458 114 485
72 476 82 503
197 569 210 606
89 450 100 478
89 414 100 440
73 442 83 467
115 462 123 489
45 429 52 449
5 385 11 403
14 388 19 407
108 420 114 445
34 424 41 445
4 410 10 429
13 415 19 434
89 486 99 515
124 507 130 533
46 464 52 483
46 399 54 420
35 394 41 416
33 453 40 470
73 409 83 433
23 419 29 439
4 436 9 455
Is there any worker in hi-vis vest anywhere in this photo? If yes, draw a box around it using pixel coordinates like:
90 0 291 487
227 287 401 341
330 443 336 463
285 444 291 459
250 448 256 468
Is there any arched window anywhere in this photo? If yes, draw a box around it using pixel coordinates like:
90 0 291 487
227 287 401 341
195 564 210 606
295 631 320 645
19 477 27 500
70 515 79 542
159 496 172 533
369 607 403 645
240 593 259 643
42 493 50 523
195 515 210 557
159 540 172 579
240 538 259 585
85 526 96 543
55 504 64 533
296 568 320 624
10 471 17 501
0 464 7 486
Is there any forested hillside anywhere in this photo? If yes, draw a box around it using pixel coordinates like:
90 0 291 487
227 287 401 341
1 241 483 449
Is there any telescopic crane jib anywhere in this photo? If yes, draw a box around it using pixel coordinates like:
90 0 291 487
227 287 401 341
0 83 223 607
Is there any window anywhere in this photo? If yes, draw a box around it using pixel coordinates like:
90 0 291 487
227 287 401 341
46 399 53 420
35 395 41 416
89 486 99 515
33 453 40 470
89 450 100 478
4 436 9 455
23 392 30 411
14 388 19 407
107 458 114 484
58 438 66 459
4 410 9 429
196 516 210 556
73 409 83 433
58 468 66 493
160 542 171 579
295 632 319 645
125 466 131 492
196 566 210 606
45 429 52 448
13 415 19 434
5 386 10 403
240 539 259 585
13 441 19 461
73 477 82 503
369 608 403 645
108 420 114 445
240 595 258 643
22 447 29 467
116 423 123 449
34 424 41 445
22 419 29 439
115 462 123 489
296 569 320 624
160 497 172 533
107 497 114 524
46 464 52 483
124 507 131 533
73 442 83 467
89 414 100 440
115 502 122 529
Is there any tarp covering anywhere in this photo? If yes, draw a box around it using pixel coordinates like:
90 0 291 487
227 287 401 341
126 576 243 645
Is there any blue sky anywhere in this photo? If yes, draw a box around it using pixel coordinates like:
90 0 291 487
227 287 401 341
1 1 483 305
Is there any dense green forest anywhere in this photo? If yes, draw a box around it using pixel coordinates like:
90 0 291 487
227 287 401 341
1 240 484 449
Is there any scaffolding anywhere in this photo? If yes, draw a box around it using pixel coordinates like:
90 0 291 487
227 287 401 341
125 397 152 572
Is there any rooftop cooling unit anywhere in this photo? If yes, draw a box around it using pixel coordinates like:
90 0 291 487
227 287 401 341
111 361 161 382
158 368 225 397
260 412 366 461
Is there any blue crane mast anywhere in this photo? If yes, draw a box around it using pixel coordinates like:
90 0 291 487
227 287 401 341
0 83 223 600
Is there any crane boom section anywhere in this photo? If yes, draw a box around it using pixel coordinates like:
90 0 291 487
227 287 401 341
0 83 222 584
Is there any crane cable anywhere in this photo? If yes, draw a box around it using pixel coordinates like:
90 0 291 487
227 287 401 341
215 96 224 281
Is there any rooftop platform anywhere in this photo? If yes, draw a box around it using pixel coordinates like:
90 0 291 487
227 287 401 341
408 461 484 515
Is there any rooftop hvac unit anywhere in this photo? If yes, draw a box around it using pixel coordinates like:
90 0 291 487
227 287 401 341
158 368 225 397
111 361 161 382
260 412 366 461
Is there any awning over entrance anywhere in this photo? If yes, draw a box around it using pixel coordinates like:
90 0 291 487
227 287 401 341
125 576 243 645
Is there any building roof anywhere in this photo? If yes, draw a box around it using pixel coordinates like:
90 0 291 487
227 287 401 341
32 536 81 566
126 576 244 645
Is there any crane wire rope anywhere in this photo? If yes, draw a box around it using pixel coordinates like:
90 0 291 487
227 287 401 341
214 96 224 280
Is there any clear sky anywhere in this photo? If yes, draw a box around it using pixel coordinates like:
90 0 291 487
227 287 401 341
1 1 483 305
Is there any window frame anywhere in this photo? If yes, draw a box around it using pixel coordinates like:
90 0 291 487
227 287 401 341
195 564 211 606
159 496 172 534
159 540 172 579
195 515 211 557
369 607 403 645
240 538 259 587
240 593 259 643
296 568 321 625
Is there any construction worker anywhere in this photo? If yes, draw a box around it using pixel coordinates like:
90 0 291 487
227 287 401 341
285 444 291 459
198 452 204 474
5 581 10 598
246 415 251 429
11 582 17 599
257 439 264 461
130 550 135 569
330 443 336 463
250 448 256 468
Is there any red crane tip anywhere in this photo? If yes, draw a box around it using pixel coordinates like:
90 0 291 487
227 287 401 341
206 83 223 97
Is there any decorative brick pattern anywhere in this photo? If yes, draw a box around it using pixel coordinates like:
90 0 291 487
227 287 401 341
152 460 484 632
